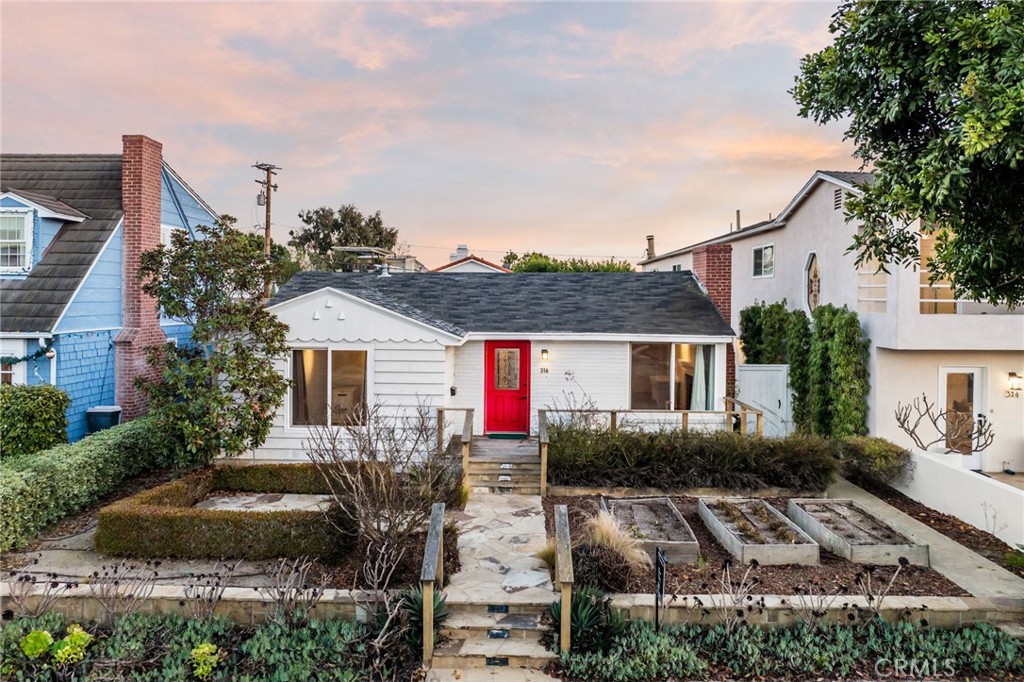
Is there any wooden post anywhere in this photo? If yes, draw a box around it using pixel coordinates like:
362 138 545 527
560 583 572 654
756 413 764 437
437 525 444 587
436 408 444 454
681 412 689 432
725 411 730 431
540 442 548 496
461 442 470 490
739 408 747 434
422 581 434 668
610 411 618 432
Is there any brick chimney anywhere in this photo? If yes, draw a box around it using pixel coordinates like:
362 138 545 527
115 135 167 419
692 243 735 391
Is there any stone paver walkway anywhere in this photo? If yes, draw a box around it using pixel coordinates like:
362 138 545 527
194 493 332 513
830 478 1024 603
446 492 553 605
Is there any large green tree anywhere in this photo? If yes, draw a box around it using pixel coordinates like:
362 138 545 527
503 251 634 272
793 0 1024 307
139 217 290 466
289 204 399 271
242 233 302 287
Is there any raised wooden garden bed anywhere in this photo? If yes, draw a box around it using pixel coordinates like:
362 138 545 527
698 498 818 566
608 497 699 563
787 499 930 566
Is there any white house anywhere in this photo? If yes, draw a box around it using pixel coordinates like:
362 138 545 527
246 271 734 462
640 171 1024 473
432 245 512 273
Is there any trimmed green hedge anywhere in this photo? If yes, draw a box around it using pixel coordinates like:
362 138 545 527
837 436 912 485
94 465 350 561
0 418 168 552
548 427 838 492
0 384 71 457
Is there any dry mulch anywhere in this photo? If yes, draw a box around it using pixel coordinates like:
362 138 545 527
853 478 1024 579
543 495 969 597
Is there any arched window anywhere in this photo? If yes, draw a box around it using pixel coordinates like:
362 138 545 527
805 253 820 312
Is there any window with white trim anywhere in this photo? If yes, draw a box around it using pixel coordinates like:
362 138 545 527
752 245 774 278
0 210 33 273
630 343 715 411
671 264 682 272
291 349 368 426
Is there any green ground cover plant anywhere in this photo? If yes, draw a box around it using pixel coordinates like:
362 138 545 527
548 427 837 492
1 611 413 682
0 418 169 551
558 618 1023 681
0 384 71 458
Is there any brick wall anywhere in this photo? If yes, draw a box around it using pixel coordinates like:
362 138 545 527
692 243 735 391
115 135 166 419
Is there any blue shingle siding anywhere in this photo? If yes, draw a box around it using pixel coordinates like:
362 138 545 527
36 217 62 266
162 323 193 347
54 330 117 442
55 226 122 333
23 340 52 388
162 170 217 233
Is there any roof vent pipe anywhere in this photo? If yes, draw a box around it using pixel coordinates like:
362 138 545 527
646 235 656 258
735 209 741 231
377 263 391 278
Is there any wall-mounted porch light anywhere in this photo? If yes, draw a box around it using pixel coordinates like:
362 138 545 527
541 349 549 361
1010 372 1023 392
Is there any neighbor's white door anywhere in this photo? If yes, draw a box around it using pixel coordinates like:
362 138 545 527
736 364 792 437
938 366 987 468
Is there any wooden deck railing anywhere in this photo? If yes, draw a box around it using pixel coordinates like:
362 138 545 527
553 504 574 654
537 403 766 496
437 408 475 489
420 501 446 669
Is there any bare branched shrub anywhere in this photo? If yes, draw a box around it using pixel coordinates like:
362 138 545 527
306 401 460 549
352 541 410 682
182 561 241 620
698 559 764 633
848 558 909 627
895 393 994 453
254 557 326 625
784 578 844 629
88 560 160 618
4 558 79 618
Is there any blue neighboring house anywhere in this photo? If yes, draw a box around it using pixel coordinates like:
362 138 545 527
0 135 218 441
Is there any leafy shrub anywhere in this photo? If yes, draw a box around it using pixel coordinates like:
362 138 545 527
547 586 625 655
0 418 169 551
838 436 912 485
549 427 838 492
95 466 350 561
0 384 71 457
559 620 1024 681
212 462 332 494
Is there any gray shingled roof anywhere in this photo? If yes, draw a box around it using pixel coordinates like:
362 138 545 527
0 155 123 333
269 271 734 337
819 170 874 186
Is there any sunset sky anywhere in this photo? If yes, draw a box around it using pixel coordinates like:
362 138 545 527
2 2 857 268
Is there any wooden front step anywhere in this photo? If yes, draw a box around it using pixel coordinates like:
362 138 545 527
467 460 542 473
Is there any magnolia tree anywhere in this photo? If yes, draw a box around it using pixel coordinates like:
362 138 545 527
138 217 290 467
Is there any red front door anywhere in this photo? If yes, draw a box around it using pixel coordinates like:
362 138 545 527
484 340 531 434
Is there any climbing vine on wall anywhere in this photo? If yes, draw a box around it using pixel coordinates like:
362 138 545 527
740 301 869 438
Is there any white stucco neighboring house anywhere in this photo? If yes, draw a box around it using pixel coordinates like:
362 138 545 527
246 271 734 462
432 255 512 274
641 170 1024 474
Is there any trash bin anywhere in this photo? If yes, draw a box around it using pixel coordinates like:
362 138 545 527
86 406 122 434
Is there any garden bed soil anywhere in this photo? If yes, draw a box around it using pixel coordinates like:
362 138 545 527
608 497 699 563
543 495 969 597
699 498 818 566
788 499 929 566
853 478 1024 579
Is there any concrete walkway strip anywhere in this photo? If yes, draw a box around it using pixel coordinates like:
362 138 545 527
829 478 1024 603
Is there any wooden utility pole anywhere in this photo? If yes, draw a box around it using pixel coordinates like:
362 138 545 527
253 162 280 298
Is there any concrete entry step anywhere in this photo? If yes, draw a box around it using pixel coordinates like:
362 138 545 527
432 638 557 669
441 612 547 641
425 667 559 681
469 485 542 496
